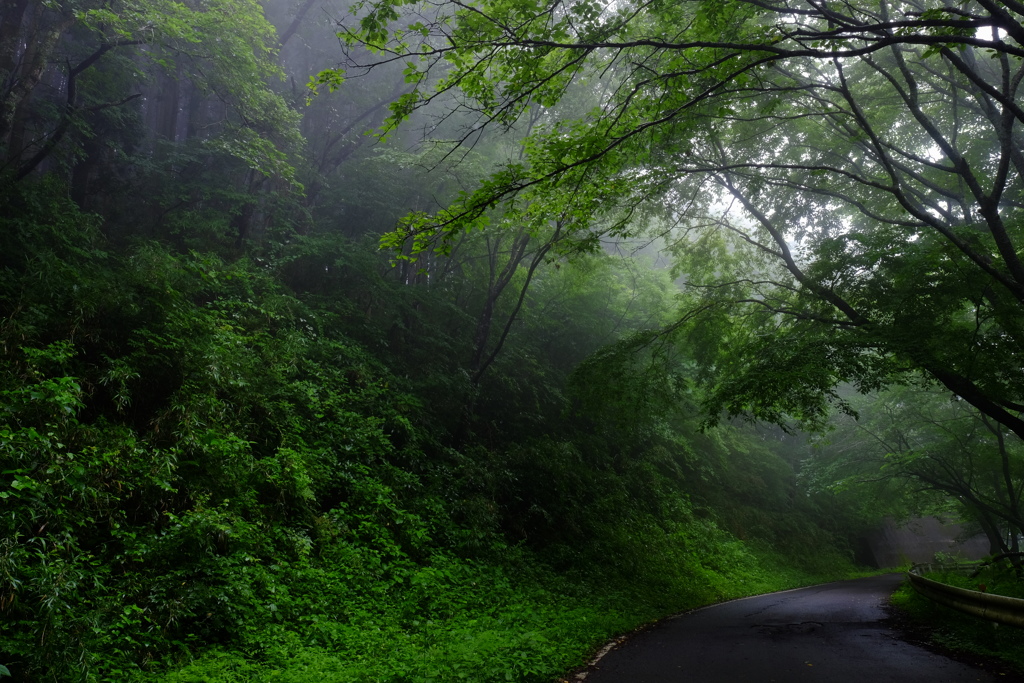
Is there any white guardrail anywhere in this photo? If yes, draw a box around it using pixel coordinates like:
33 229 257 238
907 563 1024 628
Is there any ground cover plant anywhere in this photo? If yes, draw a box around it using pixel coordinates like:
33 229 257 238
149 540 847 683
890 578 1024 675
923 559 1024 601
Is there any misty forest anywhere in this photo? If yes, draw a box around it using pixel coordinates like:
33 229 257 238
3 0 1024 680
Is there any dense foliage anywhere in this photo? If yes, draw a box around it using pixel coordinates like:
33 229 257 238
319 0 1024 595
0 181 862 681
325 0 1024 440
8 0 1015 680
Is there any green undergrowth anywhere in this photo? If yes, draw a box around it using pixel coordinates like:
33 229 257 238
922 564 1024 600
152 544 854 683
890 580 1024 674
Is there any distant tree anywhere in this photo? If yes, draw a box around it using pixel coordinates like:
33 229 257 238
0 0 300 189
320 0 1024 439
805 387 1024 556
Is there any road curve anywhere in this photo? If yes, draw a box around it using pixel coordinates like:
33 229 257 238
582 574 1000 682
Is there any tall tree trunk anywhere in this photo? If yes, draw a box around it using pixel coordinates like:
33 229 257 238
277 0 317 48
0 0 30 78
0 9 73 157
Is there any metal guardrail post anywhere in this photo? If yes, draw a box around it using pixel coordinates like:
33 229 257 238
907 564 1024 628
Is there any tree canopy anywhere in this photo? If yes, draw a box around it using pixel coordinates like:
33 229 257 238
322 0 1024 439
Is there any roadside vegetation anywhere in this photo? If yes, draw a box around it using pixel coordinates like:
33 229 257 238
153 548 851 683
890 577 1024 676
922 560 1024 600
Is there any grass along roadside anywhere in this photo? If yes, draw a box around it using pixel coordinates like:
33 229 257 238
888 578 1024 676
148 542 862 683
920 562 1024 600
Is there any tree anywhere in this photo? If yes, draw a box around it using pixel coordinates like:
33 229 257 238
0 0 301 189
321 0 1024 440
804 387 1024 557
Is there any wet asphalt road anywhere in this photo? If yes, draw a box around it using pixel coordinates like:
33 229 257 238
583 574 1004 682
